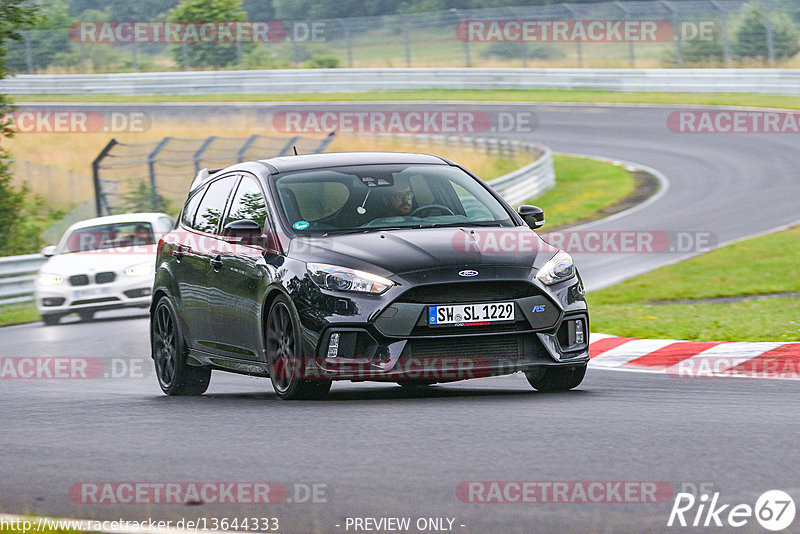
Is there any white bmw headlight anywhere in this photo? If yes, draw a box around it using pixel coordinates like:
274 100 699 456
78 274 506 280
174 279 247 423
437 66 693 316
37 273 64 286
307 263 394 295
125 262 154 277
536 250 575 285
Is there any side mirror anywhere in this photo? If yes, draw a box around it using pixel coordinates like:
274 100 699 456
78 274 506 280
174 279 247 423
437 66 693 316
41 245 57 257
222 219 263 245
518 205 545 229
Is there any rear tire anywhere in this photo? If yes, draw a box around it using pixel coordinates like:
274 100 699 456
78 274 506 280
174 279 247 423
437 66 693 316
42 314 61 326
265 295 331 400
151 296 211 396
525 364 586 392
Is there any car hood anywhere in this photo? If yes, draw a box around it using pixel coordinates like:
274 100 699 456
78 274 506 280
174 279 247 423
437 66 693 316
40 250 156 275
290 226 558 277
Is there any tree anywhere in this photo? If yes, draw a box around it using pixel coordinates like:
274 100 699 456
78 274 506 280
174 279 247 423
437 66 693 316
6 0 72 73
168 0 250 69
0 0 38 255
732 1 800 61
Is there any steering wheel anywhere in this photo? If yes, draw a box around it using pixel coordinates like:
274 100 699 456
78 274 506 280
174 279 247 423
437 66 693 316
410 204 455 217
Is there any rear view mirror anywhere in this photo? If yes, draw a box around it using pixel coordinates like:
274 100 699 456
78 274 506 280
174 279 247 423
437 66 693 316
41 245 57 257
222 219 263 245
518 205 545 229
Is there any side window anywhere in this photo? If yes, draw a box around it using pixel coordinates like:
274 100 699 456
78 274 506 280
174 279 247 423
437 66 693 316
180 189 205 229
225 176 268 229
193 175 238 234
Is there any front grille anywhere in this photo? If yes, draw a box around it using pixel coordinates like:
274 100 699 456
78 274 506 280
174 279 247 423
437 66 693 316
402 334 522 362
397 282 538 304
69 274 89 286
71 297 119 306
95 272 116 284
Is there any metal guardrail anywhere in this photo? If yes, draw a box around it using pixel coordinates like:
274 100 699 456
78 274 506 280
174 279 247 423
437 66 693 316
0 254 47 306
3 68 800 95
0 137 554 307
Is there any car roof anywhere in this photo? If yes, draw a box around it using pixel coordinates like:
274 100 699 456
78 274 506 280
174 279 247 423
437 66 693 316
258 152 450 173
65 212 170 232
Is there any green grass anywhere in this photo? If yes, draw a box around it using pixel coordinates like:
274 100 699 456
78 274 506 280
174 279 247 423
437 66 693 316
590 225 800 342
530 154 636 229
12 89 800 110
0 302 40 327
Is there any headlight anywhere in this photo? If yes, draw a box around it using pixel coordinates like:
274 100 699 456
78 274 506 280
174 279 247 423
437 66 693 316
536 250 575 285
37 273 63 286
124 262 154 277
307 263 394 295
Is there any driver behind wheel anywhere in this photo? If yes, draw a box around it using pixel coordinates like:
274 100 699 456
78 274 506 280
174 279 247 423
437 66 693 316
381 177 415 216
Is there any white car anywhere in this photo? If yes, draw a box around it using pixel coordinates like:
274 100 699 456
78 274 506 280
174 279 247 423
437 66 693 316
35 213 173 325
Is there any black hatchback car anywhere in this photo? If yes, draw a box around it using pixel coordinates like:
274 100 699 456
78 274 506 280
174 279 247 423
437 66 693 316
150 152 589 399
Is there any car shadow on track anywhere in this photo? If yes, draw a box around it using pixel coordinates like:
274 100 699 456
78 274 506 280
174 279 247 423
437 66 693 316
148 384 592 403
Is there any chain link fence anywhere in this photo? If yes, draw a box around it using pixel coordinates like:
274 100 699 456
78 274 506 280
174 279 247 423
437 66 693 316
92 133 335 216
6 1 799 73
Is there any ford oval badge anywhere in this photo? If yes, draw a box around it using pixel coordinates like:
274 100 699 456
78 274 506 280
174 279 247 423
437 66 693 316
459 269 479 277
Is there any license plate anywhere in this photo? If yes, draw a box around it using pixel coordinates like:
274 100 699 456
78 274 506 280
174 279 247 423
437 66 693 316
73 287 110 298
428 302 515 327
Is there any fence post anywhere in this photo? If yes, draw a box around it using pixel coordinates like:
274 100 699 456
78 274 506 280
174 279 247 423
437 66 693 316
451 9 471 67
23 32 34 73
147 137 173 212
615 1 635 67
711 0 732 67
562 4 583 67
277 135 300 156
402 23 411 68
759 1 776 66
662 1 683 67
92 139 118 217
193 135 217 171
238 134 262 160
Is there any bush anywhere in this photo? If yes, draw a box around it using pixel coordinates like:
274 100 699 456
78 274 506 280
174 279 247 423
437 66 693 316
481 41 564 60
732 2 800 60
305 54 340 68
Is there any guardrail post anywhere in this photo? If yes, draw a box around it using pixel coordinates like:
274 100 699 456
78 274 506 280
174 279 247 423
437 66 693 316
92 139 118 217
147 137 173 211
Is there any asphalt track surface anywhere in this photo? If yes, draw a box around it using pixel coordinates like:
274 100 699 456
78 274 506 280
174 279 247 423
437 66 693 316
2 103 799 533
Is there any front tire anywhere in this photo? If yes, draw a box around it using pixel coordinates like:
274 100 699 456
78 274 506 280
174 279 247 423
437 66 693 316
151 296 210 396
525 364 586 392
265 295 331 400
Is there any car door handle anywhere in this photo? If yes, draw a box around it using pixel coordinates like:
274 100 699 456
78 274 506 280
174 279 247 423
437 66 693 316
209 254 223 270
172 245 188 259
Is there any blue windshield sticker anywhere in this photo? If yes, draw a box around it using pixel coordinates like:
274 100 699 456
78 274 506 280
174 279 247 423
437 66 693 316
293 221 310 230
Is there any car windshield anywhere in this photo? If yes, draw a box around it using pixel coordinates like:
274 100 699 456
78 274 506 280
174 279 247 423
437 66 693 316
60 222 156 253
272 164 515 234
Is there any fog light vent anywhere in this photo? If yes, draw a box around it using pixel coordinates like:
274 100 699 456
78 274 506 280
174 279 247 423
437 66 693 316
327 333 340 358
575 319 585 345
